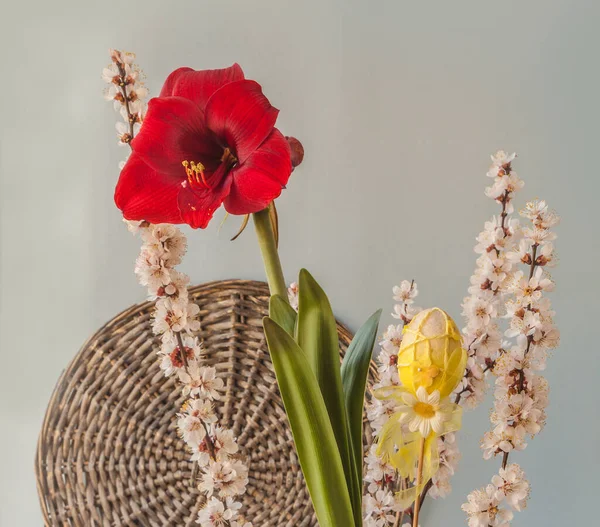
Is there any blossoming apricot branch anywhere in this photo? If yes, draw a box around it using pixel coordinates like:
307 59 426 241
457 154 559 527
463 194 558 527
103 50 251 527
129 221 251 527
102 49 147 163
456 151 523 410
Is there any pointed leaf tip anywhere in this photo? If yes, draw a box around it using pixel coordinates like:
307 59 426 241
341 308 382 521
297 270 357 519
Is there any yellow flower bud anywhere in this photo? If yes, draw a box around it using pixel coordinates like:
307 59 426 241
397 308 467 397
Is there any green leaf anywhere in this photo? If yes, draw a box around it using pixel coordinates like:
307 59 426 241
346 418 362 527
341 309 382 519
296 269 357 518
269 294 296 335
263 317 355 527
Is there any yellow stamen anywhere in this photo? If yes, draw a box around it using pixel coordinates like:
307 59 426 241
182 160 209 188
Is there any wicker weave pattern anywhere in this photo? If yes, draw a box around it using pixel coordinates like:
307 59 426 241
36 280 376 526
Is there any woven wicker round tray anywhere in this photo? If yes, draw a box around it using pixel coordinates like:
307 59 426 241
36 279 377 526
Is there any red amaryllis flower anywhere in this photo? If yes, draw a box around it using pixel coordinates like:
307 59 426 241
115 64 297 228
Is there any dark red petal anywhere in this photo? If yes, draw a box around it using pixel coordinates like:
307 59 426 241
224 129 291 215
115 153 183 224
131 96 221 175
205 80 279 164
160 64 245 112
177 164 233 229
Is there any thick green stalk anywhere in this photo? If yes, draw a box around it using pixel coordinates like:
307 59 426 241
253 206 289 302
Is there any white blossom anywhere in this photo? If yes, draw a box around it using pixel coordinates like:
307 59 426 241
191 427 239 467
135 250 172 292
199 461 249 498
363 444 395 494
392 280 418 305
141 223 187 266
363 489 397 525
481 426 527 460
178 398 216 446
153 298 189 335
179 364 224 400
491 464 529 511
287 282 299 311
462 485 513 527
429 433 461 499
392 302 422 324
197 497 242 526
488 150 516 172
379 324 403 356
159 335 201 376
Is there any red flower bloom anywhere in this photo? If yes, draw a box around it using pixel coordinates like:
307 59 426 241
115 64 296 228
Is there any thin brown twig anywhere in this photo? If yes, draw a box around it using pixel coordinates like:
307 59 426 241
173 334 218 464
501 243 538 470
499 189 510 230
175 331 190 371
201 421 218 462
115 61 136 140
403 279 416 319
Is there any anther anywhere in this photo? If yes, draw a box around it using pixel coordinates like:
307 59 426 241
182 160 209 189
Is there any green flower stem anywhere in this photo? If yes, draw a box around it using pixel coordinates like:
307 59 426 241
253 206 289 303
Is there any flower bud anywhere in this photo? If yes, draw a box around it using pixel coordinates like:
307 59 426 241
286 136 304 168
397 308 467 397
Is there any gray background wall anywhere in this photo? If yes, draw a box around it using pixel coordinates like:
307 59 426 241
1 0 597 524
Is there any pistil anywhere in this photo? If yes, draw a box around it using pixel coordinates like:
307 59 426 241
221 147 237 169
